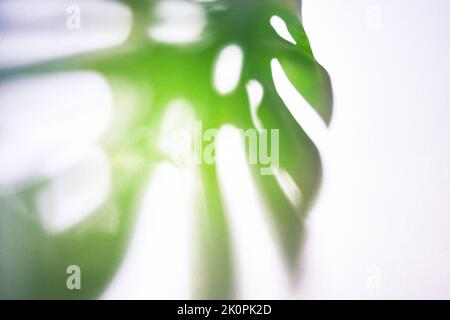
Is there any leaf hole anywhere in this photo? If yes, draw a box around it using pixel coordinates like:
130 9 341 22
270 15 297 45
213 44 244 95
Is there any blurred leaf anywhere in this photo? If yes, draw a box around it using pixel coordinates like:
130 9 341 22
0 0 332 299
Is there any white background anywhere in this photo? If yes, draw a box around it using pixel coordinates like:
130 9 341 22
297 0 450 299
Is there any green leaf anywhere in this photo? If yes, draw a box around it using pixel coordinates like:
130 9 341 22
0 0 332 298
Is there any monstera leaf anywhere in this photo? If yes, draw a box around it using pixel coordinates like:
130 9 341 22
0 0 332 299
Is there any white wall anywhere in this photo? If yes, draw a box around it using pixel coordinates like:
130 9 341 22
296 0 450 299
